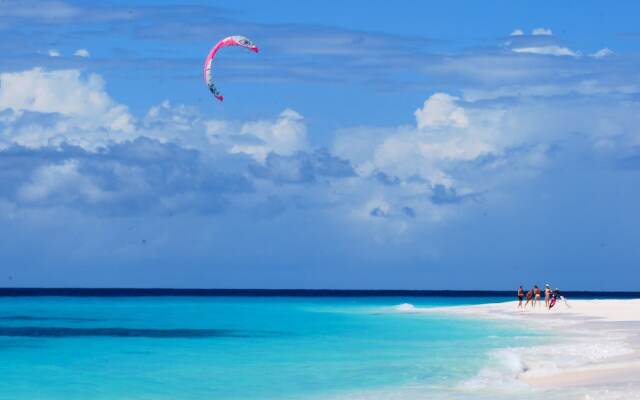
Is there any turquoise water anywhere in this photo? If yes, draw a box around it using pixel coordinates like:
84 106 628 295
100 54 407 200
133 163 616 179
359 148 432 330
0 296 543 399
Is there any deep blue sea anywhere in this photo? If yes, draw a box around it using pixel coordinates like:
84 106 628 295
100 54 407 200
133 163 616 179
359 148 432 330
0 291 634 400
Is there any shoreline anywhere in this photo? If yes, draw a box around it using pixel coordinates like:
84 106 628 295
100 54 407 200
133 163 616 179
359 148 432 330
422 299 640 398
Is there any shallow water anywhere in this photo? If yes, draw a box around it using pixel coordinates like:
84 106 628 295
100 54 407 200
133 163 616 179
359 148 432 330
0 296 547 400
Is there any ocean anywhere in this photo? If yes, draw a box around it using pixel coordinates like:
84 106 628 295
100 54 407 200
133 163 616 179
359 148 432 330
0 290 636 400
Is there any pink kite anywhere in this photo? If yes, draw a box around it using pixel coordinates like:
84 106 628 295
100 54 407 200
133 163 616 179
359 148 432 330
203 36 259 102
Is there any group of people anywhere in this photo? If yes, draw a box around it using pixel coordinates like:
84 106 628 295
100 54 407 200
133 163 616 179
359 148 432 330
517 284 565 309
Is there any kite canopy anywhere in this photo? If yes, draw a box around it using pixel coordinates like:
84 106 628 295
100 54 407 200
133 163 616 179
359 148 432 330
203 35 259 102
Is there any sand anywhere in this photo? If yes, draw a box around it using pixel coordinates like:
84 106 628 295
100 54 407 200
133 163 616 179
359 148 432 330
427 299 640 397
396 299 640 400
438 298 640 323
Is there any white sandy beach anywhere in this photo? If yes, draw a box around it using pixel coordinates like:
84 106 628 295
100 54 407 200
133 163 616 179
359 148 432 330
424 299 640 399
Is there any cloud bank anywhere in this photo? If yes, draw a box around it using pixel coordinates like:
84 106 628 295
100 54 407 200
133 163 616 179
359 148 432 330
2 2 640 288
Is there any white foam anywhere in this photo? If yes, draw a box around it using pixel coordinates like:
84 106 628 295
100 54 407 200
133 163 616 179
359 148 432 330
322 335 640 400
458 348 530 392
393 303 417 312
332 300 640 400
522 332 633 374
459 331 635 396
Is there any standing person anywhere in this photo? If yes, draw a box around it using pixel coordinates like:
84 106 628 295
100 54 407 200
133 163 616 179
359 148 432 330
533 285 541 307
544 284 552 308
517 286 524 308
524 287 534 308
549 288 560 309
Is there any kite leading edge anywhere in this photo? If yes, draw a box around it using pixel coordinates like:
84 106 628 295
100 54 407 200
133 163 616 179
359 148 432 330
203 35 259 102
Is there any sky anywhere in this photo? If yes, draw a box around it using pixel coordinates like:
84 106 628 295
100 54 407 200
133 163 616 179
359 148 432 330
1 0 640 290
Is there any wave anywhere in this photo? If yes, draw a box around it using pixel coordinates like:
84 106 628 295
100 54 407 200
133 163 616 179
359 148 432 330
458 332 635 394
393 303 419 312
458 348 530 392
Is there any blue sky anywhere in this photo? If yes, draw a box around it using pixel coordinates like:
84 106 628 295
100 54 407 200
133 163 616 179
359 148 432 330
1 0 640 289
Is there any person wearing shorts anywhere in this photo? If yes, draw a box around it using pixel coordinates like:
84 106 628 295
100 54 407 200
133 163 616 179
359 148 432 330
524 288 533 308
517 286 524 308
533 285 541 307
544 284 552 308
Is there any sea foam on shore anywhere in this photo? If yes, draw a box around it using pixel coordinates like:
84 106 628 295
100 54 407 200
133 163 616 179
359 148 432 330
392 299 640 399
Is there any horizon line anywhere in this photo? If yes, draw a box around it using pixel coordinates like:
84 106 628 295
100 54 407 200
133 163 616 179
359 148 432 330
1 288 639 298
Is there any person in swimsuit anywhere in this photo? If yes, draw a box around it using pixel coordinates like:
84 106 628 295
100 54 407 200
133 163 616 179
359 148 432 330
533 285 541 307
544 284 552 308
517 286 524 308
549 288 560 309
524 287 533 308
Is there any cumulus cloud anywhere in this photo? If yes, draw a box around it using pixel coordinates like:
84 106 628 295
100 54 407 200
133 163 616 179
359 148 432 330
0 68 351 219
414 93 469 129
249 149 355 184
2 5 640 286
139 100 211 148
1 138 254 215
337 93 500 185
235 108 309 161
334 86 640 226
47 49 61 57
510 29 524 36
532 28 552 36
333 94 507 220
17 159 107 204
0 69 129 121
0 68 134 147
2 65 640 242
0 69 314 160
73 48 90 58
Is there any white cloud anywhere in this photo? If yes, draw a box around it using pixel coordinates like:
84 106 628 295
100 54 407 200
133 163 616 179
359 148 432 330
237 108 309 161
0 68 132 127
0 68 135 148
73 48 90 58
0 68 314 162
590 48 613 59
512 45 578 57
139 100 241 153
3 65 638 234
142 100 202 137
18 160 108 204
48 49 61 57
205 120 229 137
510 29 524 36
532 28 552 36
414 93 469 129
334 90 640 226
138 100 312 160
336 93 505 188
